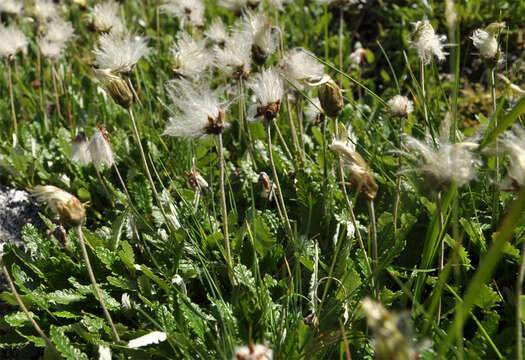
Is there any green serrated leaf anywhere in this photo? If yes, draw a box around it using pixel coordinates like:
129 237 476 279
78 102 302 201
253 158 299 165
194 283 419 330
118 241 135 272
140 265 169 293
46 289 86 305
4 311 39 328
50 326 88 360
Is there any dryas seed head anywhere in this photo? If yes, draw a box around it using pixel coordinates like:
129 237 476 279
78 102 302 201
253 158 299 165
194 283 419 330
318 77 343 118
94 68 134 108
30 185 86 226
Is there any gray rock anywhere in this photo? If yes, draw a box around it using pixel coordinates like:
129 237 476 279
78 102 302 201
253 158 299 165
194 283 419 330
0 185 44 360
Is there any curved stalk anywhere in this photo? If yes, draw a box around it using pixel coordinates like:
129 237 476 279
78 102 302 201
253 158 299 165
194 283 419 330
76 225 120 343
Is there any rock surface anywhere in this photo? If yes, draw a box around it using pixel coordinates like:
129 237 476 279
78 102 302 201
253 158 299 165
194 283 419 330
0 185 43 360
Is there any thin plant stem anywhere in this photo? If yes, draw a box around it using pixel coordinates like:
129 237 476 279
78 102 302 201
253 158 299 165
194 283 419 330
266 119 294 244
274 120 294 162
421 60 429 126
393 119 403 238
127 108 173 232
94 166 114 209
436 190 444 325
285 95 301 163
517 237 525 360
218 132 233 280
295 100 306 158
51 62 62 119
76 225 120 343
367 199 379 299
1 260 62 358
322 117 328 220
7 59 17 138
338 10 344 88
491 68 500 226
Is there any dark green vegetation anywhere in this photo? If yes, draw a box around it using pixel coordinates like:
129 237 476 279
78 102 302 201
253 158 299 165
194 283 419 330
0 0 524 359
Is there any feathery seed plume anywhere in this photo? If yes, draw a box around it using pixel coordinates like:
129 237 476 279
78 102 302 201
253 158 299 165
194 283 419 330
501 125 525 191
71 133 92 166
410 20 447 65
160 0 205 28
241 10 277 66
471 22 505 61
388 95 414 118
163 79 227 138
218 0 260 13
34 0 58 20
205 18 228 46
214 29 252 78
88 1 125 34
88 126 115 169
280 49 325 90
0 26 28 59
234 344 273 360
249 68 283 122
0 0 23 16
93 31 150 75
171 31 212 79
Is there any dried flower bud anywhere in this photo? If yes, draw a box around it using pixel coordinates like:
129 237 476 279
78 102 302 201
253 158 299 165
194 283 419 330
88 126 115 169
204 108 226 135
184 170 209 190
258 171 274 201
318 78 343 118
252 44 268 66
256 100 281 123
330 140 378 200
94 68 133 108
302 312 319 328
30 185 86 226
50 225 68 246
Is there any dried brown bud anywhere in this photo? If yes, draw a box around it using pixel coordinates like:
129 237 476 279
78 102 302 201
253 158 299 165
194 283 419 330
204 108 226 135
256 100 281 123
318 79 343 118
258 172 273 200
184 170 208 190
30 186 86 226
50 225 68 246
94 68 133 109
251 44 268 67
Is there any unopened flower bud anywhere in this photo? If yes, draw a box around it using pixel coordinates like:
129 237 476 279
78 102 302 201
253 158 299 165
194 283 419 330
252 44 268 66
258 171 274 201
30 185 86 226
94 68 133 108
50 225 68 246
318 78 343 118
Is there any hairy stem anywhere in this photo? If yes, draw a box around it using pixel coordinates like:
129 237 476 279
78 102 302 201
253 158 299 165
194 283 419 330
77 225 120 343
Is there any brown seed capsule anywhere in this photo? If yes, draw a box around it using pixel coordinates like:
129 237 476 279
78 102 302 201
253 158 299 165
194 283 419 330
256 100 281 123
318 79 343 118
94 68 134 109
50 225 68 246
204 108 226 135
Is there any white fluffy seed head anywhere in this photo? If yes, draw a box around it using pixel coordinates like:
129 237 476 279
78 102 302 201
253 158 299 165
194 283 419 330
71 133 92 166
305 98 323 124
163 79 223 139
88 128 115 169
34 0 58 20
90 1 125 34
403 131 480 188
160 0 205 28
205 18 228 45
214 29 252 78
45 17 75 44
280 49 325 90
410 20 447 65
0 0 23 15
171 31 212 79
501 125 525 189
93 31 150 74
471 29 498 59
241 10 277 56
233 344 273 360
388 95 414 117
219 0 260 12
249 68 283 107
0 26 28 59
38 38 64 60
